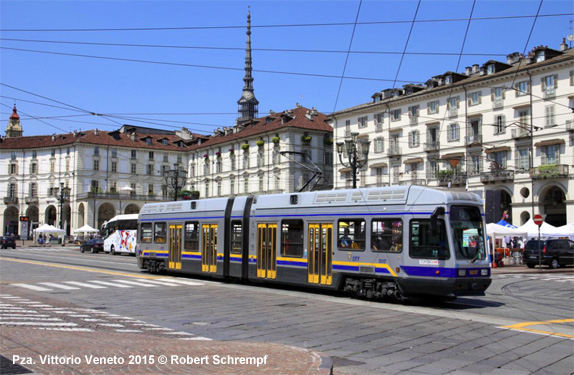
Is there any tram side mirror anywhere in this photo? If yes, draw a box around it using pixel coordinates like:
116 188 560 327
430 207 445 234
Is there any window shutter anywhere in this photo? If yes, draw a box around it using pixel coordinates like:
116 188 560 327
541 77 546 90
467 98 472 106
502 88 506 99
553 74 558 88
501 115 506 133
456 98 460 108
478 91 482 104
491 88 495 101
408 132 413 147
381 136 385 152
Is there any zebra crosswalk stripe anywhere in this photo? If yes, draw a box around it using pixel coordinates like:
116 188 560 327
38 282 80 290
89 280 133 288
111 280 157 287
158 278 204 286
134 279 182 286
13 284 52 292
64 281 107 289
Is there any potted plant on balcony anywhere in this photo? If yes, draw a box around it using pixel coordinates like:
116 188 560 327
241 143 250 151
538 164 559 179
271 136 280 144
301 135 312 143
256 140 265 147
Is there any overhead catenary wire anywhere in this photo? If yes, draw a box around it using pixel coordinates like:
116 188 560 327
0 37 512 57
0 46 419 84
332 0 363 113
0 13 570 32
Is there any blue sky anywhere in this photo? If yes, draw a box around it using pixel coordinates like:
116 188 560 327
1 0 572 136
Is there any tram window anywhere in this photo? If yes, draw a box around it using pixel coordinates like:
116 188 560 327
281 219 304 257
140 223 152 243
409 219 450 260
154 222 167 243
371 219 402 252
184 221 199 251
337 219 366 251
231 221 242 254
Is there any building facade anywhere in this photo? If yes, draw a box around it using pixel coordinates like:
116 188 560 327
330 40 574 227
0 119 196 237
187 105 333 198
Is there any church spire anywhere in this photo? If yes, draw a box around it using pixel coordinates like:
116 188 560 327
236 8 259 125
5 104 23 138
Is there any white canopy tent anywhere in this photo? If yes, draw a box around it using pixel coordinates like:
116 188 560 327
557 222 574 235
72 225 99 234
486 223 528 238
516 219 569 238
33 224 65 234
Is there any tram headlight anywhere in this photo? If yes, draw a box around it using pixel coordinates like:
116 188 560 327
481 269 488 276
458 269 466 277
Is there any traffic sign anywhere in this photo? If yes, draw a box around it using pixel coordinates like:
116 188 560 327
533 214 544 226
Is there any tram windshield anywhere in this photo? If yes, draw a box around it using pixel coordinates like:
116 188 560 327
450 206 487 261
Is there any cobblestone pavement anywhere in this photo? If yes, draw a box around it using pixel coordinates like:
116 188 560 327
0 286 332 375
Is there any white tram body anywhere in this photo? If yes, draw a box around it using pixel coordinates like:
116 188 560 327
136 186 491 300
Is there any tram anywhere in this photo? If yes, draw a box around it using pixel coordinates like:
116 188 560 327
136 186 491 301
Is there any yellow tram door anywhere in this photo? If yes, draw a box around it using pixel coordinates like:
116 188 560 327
307 223 333 285
201 224 218 273
168 224 182 270
256 223 277 279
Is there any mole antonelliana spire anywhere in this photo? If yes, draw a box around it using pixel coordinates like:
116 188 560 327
236 8 259 126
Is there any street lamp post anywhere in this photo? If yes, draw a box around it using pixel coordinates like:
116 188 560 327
336 132 371 189
57 182 70 230
164 164 188 201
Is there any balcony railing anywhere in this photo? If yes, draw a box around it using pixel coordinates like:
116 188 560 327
387 145 401 156
544 88 555 99
480 170 515 184
511 128 530 138
409 116 418 125
449 108 458 118
493 99 504 109
423 141 440 152
399 179 427 186
375 122 383 132
529 164 569 180
25 196 39 204
3 197 18 204
437 174 467 187
465 134 482 146
78 192 170 201
566 120 574 132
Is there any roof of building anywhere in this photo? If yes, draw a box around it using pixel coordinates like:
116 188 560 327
187 105 332 151
332 46 573 117
9 105 20 120
0 129 195 152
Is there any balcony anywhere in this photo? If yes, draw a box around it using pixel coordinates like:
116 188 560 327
375 122 383 132
448 108 458 118
511 128 530 139
78 192 170 202
465 134 482 146
529 164 569 180
25 196 39 204
409 116 418 125
480 170 515 184
3 197 18 205
437 174 467 187
399 179 427 186
387 145 401 157
493 99 503 109
566 120 574 132
544 88 555 100
424 141 440 152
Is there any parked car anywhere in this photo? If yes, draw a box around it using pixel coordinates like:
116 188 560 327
524 239 574 269
1 235 16 249
80 238 104 253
